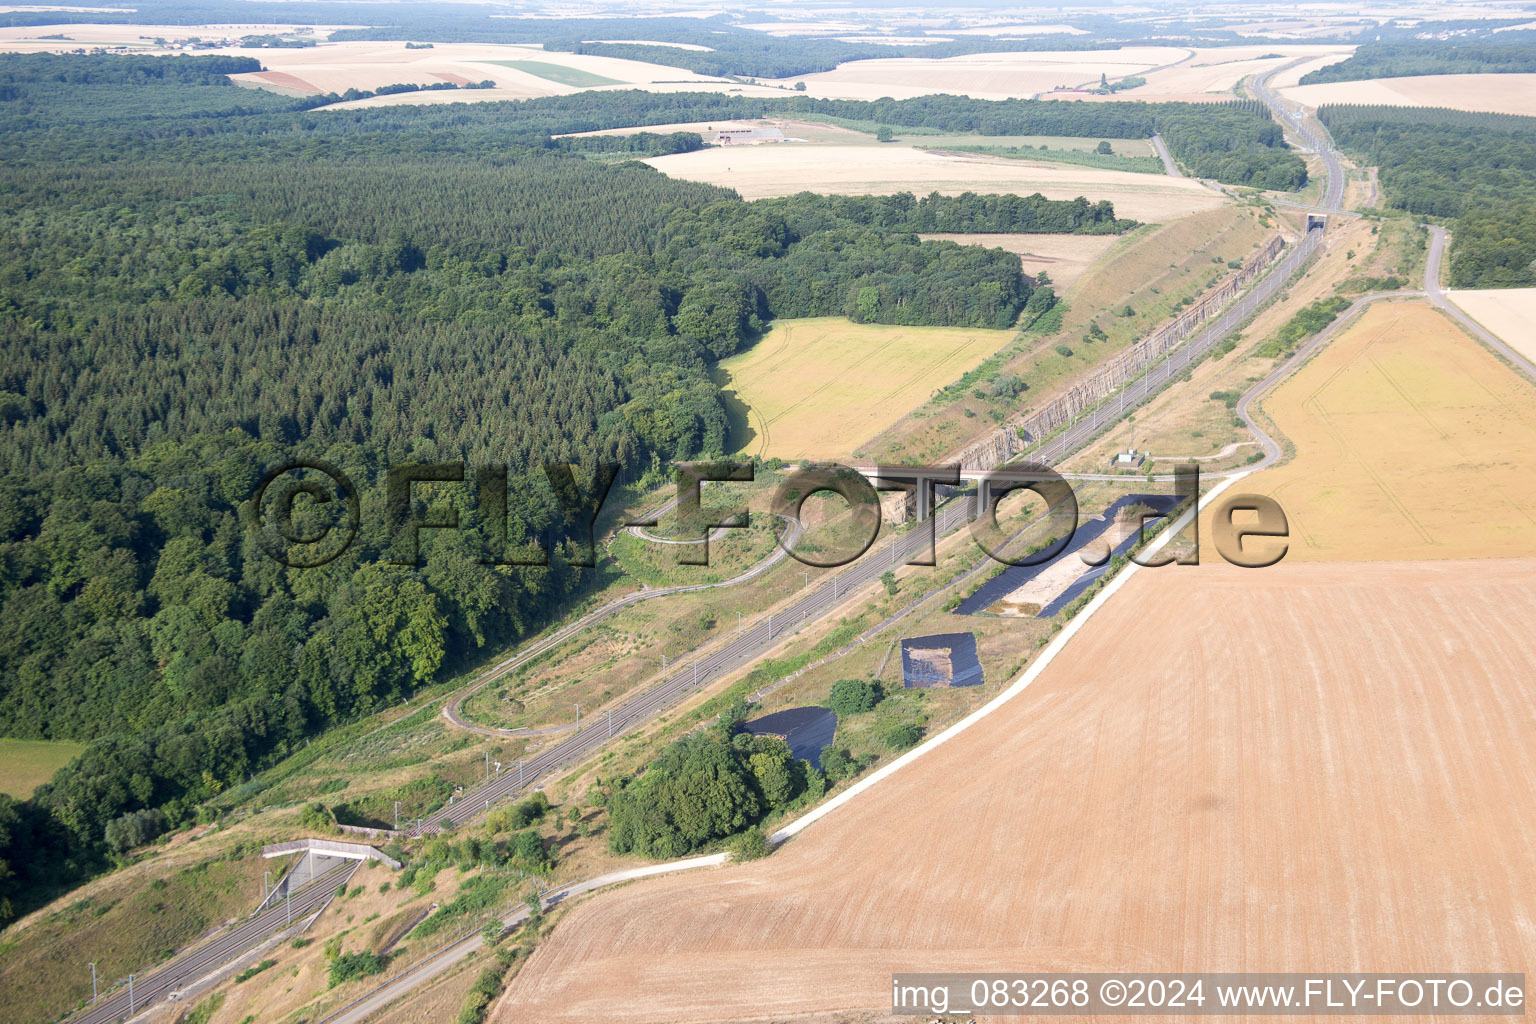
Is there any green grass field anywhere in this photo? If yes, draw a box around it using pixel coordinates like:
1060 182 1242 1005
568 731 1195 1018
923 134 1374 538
480 60 623 87
931 143 1165 175
716 317 1012 460
0 739 84 798
0 856 265 1024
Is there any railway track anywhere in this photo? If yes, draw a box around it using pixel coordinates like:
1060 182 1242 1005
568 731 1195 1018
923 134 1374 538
414 223 1326 836
68 860 357 1024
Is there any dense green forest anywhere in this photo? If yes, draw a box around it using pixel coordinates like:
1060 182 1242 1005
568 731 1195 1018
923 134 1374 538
755 191 1135 235
1299 40 1536 84
0 58 1303 191
0 45 1313 923
1319 105 1536 287
0 53 1153 922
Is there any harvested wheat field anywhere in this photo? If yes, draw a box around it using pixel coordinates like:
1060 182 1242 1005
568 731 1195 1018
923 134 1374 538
644 145 1224 220
216 41 749 105
0 22 359 50
1135 49 1344 97
1282 73 1536 116
497 558 1536 1023
1225 301 1536 562
717 317 1011 460
777 46 1188 101
1448 286 1536 364
915 233 1117 290
1061 45 1354 102
1266 52 1355 89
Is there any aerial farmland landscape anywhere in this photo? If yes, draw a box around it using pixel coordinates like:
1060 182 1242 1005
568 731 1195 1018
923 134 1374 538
0 2 1532 1023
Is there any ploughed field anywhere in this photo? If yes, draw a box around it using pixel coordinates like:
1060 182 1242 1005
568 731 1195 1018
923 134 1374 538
496 558 1536 1022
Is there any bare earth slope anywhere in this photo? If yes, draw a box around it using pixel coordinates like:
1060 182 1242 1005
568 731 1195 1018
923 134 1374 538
497 558 1536 1023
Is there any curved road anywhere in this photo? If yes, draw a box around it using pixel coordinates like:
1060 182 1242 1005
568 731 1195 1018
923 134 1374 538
423 57 1341 757
440 513 801 739
76 64 1536 1024
423 55 1351 813
412 222 1328 836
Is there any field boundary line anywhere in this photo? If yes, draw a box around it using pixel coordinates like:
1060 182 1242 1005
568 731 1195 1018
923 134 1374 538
770 471 1248 845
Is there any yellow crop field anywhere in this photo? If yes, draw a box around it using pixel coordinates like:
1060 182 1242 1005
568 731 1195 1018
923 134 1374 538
1217 301 1536 562
500 557 1536 1023
716 317 1012 460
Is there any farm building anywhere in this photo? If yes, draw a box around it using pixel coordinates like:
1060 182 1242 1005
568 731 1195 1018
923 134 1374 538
742 706 837 767
713 126 784 145
900 632 984 688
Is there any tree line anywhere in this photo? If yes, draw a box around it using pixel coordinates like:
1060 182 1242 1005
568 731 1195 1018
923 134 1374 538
0 52 1307 193
1299 40 1536 84
1319 104 1536 287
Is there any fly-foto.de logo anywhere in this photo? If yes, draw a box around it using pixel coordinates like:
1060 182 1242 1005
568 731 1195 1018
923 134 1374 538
249 459 1289 571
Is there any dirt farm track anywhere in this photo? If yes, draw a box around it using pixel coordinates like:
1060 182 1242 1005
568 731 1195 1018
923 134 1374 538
496 559 1536 1024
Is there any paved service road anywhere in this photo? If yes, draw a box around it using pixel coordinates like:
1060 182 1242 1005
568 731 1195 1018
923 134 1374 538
295 66 1357 1021
1150 133 1183 178
376 57 1343 839
69 861 356 1024
1423 225 1536 383
313 855 727 1024
422 61 1340 769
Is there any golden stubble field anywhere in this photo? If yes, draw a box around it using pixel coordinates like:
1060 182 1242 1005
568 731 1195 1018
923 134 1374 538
643 145 1225 220
773 45 1188 101
1222 301 1536 562
915 233 1118 290
1282 73 1536 116
773 44 1351 104
1055 44 1354 103
214 41 762 105
716 317 1013 460
496 557 1536 1023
